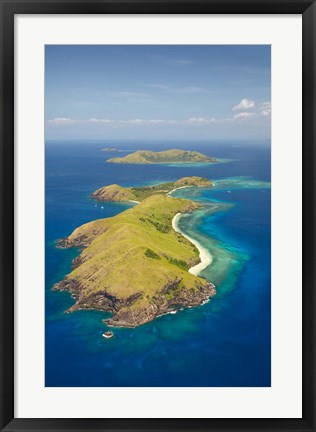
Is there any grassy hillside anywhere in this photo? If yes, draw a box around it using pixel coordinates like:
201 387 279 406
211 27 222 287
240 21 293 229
91 184 137 202
55 195 215 327
92 176 213 202
107 149 217 164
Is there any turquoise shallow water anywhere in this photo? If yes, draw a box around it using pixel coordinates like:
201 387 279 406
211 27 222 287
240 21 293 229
45 141 271 387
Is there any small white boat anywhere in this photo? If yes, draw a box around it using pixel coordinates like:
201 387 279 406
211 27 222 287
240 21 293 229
102 331 114 339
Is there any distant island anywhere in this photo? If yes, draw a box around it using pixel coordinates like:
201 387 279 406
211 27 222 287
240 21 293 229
102 147 122 152
91 176 213 202
54 181 215 328
107 149 217 164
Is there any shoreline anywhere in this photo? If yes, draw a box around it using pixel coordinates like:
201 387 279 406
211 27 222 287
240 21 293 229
167 185 190 195
167 183 214 197
172 213 213 276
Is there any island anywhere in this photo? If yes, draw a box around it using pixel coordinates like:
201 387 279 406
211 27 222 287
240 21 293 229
54 194 215 328
102 147 121 152
91 176 214 202
106 149 217 164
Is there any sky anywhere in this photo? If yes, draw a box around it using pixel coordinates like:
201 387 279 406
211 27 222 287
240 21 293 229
45 45 271 141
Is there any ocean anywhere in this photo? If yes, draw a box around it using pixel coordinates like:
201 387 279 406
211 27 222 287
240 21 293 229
45 140 271 387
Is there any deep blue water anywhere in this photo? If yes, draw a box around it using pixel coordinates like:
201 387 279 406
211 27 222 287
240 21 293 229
45 140 271 387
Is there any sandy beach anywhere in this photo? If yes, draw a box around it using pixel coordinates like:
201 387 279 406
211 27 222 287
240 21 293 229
168 183 213 197
167 185 190 196
172 213 213 276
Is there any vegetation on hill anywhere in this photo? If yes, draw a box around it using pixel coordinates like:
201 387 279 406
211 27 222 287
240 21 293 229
92 184 136 202
107 149 217 164
55 195 215 327
91 176 213 202
102 147 121 152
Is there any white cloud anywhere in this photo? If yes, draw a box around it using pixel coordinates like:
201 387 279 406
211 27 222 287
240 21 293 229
232 99 271 117
48 117 78 125
88 118 115 124
233 112 256 120
233 98 255 111
188 117 209 124
125 119 178 126
188 113 256 124
143 119 177 125
187 117 219 125
48 112 259 128
260 101 271 116
128 118 144 125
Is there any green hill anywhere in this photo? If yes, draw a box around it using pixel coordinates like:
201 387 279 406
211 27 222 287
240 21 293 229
102 147 120 152
55 195 215 327
92 184 137 202
107 149 217 164
92 176 213 202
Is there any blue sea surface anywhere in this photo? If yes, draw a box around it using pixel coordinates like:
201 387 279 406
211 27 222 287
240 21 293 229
45 140 271 387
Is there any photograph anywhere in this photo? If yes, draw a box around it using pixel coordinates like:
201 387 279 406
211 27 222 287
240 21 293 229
45 44 271 387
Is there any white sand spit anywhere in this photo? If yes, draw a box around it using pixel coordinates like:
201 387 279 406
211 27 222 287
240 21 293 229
172 213 213 276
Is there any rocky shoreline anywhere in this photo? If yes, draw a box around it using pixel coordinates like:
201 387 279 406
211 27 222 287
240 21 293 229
53 277 215 328
53 193 216 329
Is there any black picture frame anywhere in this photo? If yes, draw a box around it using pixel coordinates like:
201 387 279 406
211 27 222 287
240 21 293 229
0 0 315 431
